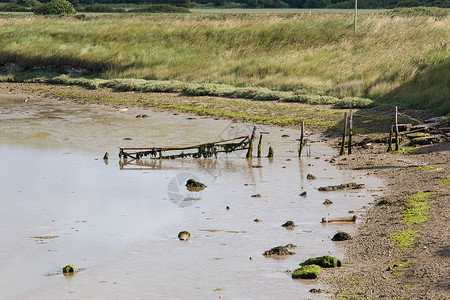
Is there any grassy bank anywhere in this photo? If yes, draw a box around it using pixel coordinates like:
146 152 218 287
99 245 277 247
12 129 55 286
0 11 449 115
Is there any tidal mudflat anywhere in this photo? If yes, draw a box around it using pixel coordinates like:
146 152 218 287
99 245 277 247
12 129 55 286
0 96 382 299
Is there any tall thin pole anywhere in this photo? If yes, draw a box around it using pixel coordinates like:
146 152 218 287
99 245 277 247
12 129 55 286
340 112 348 156
354 0 357 35
348 110 353 154
299 121 304 157
394 106 399 151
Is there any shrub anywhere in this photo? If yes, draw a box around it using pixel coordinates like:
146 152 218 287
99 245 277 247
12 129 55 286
0 4 30 12
33 0 76 15
79 5 125 13
388 7 449 18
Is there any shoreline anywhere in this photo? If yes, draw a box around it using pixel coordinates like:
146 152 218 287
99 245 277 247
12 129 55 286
1 82 448 299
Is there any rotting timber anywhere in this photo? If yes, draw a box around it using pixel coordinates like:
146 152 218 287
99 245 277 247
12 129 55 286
119 135 251 161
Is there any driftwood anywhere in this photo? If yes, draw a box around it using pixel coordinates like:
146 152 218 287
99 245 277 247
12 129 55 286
321 216 357 223
119 135 250 160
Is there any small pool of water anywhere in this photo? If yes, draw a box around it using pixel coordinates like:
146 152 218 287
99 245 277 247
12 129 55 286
0 96 383 299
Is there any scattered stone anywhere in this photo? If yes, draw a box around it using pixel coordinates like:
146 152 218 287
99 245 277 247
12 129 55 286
136 114 149 118
263 245 295 256
178 231 191 241
186 117 196 120
301 255 342 268
292 265 321 279
123 137 132 140
332 231 352 241
251 194 262 198
348 210 355 213
281 134 290 137
185 179 206 188
226 206 230 210
103 152 108 160
252 165 263 168
281 220 295 228
299 191 307 197
323 199 333 205
329 158 336 163
377 199 390 206
285 243 297 249
62 265 78 274
306 174 317 180
249 256 253 260
318 182 364 191
267 147 274 158
309 288 324 293
254 218 262 222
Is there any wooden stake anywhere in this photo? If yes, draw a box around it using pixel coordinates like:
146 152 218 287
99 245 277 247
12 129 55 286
299 121 304 157
387 123 393 152
340 112 348 156
246 126 257 159
257 135 262 158
394 106 399 151
348 110 353 155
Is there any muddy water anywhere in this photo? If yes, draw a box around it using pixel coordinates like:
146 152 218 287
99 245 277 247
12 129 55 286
0 96 383 299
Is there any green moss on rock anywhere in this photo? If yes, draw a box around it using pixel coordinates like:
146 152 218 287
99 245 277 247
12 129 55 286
302 255 342 268
292 265 321 279
62 265 78 274
178 231 191 241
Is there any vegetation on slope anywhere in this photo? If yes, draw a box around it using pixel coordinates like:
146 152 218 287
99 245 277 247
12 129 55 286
0 11 448 115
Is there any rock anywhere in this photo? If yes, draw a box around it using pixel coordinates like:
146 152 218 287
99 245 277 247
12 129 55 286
185 179 206 188
263 245 295 256
178 231 191 241
306 174 317 180
292 265 321 279
123 137 132 140
281 220 295 228
254 218 262 222
299 191 307 197
281 134 290 137
377 199 390 206
62 265 78 274
329 158 336 163
301 255 342 268
226 206 230 210
251 194 262 198
332 231 352 241
318 182 364 191
136 114 149 118
103 152 109 160
252 165 263 168
309 288 324 293
323 199 333 205
285 243 297 249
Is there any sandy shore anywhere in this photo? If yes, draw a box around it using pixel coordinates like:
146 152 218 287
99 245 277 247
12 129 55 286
1 82 448 299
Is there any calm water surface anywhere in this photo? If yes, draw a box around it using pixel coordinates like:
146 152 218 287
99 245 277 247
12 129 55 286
0 96 383 299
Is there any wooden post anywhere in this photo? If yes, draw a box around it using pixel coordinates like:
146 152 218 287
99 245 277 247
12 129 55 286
299 121 304 157
387 123 393 152
246 126 257 159
267 146 274 158
394 106 399 151
340 112 348 156
348 110 353 155
354 0 358 35
257 135 262 158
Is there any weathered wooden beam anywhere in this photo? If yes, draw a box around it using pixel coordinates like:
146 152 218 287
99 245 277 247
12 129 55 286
321 216 357 223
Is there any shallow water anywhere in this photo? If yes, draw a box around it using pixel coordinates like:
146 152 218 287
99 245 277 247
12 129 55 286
0 96 382 299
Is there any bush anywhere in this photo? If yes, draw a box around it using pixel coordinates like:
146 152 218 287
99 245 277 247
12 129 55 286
0 4 30 12
128 4 191 13
388 7 449 18
33 0 76 15
79 5 125 13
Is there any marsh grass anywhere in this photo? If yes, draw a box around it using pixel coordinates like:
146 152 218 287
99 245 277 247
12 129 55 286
0 12 448 114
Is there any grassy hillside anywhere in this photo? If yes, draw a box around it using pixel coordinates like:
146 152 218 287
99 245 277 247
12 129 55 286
0 11 448 115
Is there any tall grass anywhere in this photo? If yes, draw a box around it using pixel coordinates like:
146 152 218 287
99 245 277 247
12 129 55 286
0 12 448 114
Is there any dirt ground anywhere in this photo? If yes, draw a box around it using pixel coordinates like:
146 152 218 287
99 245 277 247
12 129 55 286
1 82 448 299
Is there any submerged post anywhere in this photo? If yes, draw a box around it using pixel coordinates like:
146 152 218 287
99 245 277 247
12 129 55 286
299 121 305 157
257 135 262 158
348 110 353 154
246 126 257 159
394 106 399 151
340 112 348 155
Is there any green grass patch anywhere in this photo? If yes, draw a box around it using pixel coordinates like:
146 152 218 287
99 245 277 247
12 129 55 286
390 230 419 248
442 175 450 187
403 191 436 224
415 164 443 172
392 146 419 154
390 260 414 277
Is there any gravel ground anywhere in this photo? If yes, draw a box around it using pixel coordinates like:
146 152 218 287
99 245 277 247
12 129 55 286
1 82 448 299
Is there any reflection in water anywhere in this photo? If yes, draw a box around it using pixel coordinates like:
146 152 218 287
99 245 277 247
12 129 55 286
0 96 384 299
